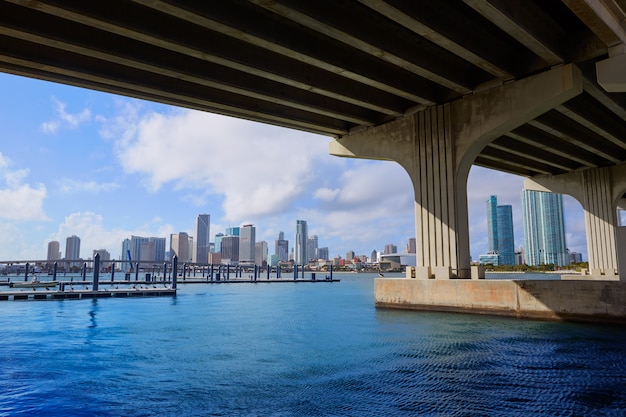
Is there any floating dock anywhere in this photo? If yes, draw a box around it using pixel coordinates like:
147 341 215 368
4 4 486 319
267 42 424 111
0 287 176 301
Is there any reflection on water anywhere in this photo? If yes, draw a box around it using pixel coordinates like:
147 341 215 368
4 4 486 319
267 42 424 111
0 273 625 416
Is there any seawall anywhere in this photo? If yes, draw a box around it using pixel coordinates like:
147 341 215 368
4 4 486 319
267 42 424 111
375 278 626 324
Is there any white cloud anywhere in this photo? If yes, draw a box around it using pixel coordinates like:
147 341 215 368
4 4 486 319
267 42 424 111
41 97 92 133
107 109 329 221
58 179 120 194
0 152 47 221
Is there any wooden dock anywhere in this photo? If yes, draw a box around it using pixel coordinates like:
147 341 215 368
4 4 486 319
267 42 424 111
0 287 176 301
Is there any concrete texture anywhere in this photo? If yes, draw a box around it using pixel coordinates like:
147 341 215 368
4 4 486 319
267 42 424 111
375 278 626 324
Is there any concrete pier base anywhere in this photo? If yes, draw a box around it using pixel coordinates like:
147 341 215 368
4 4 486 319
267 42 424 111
375 278 626 324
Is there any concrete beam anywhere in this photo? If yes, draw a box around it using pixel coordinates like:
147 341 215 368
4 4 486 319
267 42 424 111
597 52 626 92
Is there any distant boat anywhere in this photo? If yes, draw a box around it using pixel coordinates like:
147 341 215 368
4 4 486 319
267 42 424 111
10 277 58 288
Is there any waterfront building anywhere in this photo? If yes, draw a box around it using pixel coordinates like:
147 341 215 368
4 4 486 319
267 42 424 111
220 235 239 264
307 235 319 261
65 235 81 267
255 241 268 266
406 238 416 254
346 250 355 261
294 220 308 265
497 205 515 265
121 238 131 270
569 251 583 264
208 252 221 265
371 249 378 263
384 244 397 255
194 214 211 264
482 196 515 265
275 231 289 262
318 247 329 261
93 249 111 269
239 224 256 264
170 232 190 262
47 241 61 261
129 236 166 264
521 189 568 266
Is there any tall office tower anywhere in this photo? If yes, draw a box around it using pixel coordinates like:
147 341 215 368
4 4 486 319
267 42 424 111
220 235 239 264
318 247 329 261
239 224 256 264
275 231 289 262
484 196 515 265
255 241 268 266
294 220 308 265
307 235 319 261
65 235 81 267
93 249 111 269
486 195 499 252
497 205 515 265
214 233 224 253
384 244 397 254
406 238 416 253
346 250 355 261
47 241 61 261
194 214 210 264
371 249 378 262
521 190 568 266
130 235 148 263
170 232 190 262
188 237 194 263
150 237 166 262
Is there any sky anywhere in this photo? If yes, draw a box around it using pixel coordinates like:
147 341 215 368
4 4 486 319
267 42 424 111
0 72 589 262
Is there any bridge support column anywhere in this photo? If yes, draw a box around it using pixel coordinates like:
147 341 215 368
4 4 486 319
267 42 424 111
331 64 582 279
526 164 626 280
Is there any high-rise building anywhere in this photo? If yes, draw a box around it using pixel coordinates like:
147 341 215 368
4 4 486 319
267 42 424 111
121 238 131 271
521 190 568 266
129 236 166 264
239 224 256 264
214 233 224 253
170 232 190 262
275 231 288 262
318 247 329 261
294 220 308 265
371 249 378 262
486 195 499 252
497 205 515 265
220 235 239 264
346 250 355 261
406 238 416 253
65 235 81 267
194 214 211 264
47 241 61 261
483 196 515 265
225 227 240 237
384 244 397 255
93 249 111 269
307 235 319 261
255 241 268 266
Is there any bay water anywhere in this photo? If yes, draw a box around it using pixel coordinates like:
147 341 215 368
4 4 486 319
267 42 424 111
1 273 625 416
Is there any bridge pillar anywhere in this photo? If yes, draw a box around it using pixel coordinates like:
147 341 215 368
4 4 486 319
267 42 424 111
526 164 626 280
331 65 582 279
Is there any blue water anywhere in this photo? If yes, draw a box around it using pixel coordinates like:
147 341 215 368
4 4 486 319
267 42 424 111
1 273 625 416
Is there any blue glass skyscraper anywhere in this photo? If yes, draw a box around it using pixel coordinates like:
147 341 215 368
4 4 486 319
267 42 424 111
485 195 515 265
521 190 568 266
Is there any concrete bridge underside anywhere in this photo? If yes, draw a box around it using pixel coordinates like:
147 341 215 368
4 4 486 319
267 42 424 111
2 0 626 321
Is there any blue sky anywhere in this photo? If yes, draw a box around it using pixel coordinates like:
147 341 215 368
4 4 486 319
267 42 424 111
0 72 588 262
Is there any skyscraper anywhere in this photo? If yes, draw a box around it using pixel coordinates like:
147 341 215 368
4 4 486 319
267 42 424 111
65 235 81 267
497 205 515 265
194 214 211 264
275 231 288 262
406 238 416 253
239 224 256 264
220 235 239 264
521 189 568 266
47 241 61 261
294 220 308 265
486 195 499 252
483 195 515 265
384 244 397 254
307 235 319 261
170 232 190 262
255 241 268 266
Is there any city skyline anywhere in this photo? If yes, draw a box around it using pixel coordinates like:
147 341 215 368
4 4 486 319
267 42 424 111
0 73 591 262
